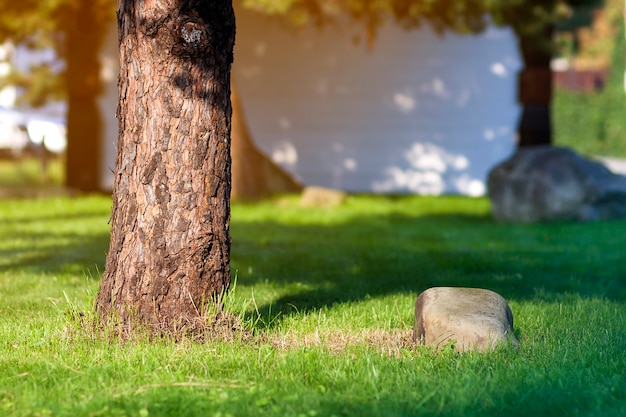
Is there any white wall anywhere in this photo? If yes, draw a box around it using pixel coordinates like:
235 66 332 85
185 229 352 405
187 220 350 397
233 11 522 195
99 11 522 195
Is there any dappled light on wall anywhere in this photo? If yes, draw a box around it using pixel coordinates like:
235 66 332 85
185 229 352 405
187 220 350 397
271 141 298 167
393 91 417 113
372 142 485 196
231 8 521 195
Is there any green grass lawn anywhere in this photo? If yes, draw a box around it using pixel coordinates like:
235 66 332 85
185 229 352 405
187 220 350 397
0 157 67 199
1 195 625 417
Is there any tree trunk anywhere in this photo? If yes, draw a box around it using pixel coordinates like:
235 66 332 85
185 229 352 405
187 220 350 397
96 0 235 334
230 81 302 201
64 1 104 192
516 27 554 148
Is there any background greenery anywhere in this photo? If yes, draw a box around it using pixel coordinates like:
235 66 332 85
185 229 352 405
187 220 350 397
554 1 626 158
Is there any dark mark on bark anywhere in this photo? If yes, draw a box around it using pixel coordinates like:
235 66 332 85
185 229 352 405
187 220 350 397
141 152 162 185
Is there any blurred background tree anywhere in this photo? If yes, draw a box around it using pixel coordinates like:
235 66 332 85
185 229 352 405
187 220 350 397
0 0 113 192
0 1 69 106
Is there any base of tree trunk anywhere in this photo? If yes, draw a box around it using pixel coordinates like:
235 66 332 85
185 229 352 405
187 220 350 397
517 104 552 147
96 0 235 336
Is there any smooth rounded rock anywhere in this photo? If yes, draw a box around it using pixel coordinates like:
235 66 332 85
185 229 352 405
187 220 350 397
413 287 518 352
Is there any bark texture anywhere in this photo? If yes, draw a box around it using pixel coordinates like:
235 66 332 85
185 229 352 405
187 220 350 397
96 0 235 332
230 81 302 201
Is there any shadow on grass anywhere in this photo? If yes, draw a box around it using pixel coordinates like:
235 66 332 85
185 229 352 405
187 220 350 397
0 208 110 226
231 212 626 328
3 201 625 324
0 230 109 277
0 208 110 277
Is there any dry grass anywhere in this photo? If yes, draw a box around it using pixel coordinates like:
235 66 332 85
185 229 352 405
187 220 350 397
266 328 415 356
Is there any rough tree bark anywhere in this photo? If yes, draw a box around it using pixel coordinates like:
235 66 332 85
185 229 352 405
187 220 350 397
96 0 236 333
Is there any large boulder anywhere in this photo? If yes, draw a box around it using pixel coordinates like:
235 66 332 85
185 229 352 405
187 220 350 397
413 287 517 352
488 146 626 222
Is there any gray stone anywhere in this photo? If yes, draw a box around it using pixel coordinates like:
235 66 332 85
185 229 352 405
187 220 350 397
414 287 517 352
300 186 347 207
487 145 626 222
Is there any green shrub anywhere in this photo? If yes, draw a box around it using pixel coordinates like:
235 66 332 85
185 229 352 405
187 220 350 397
554 23 626 158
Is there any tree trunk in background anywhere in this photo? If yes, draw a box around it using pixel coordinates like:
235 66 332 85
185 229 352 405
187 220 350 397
64 1 104 192
230 81 302 201
516 26 554 148
96 0 235 333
